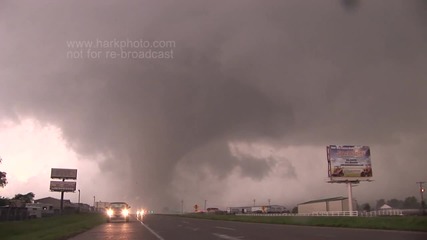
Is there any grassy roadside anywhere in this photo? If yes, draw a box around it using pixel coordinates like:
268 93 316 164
0 213 105 240
173 213 427 232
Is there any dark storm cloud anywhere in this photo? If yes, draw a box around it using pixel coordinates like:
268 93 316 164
1 0 426 209
340 0 360 11
238 157 277 181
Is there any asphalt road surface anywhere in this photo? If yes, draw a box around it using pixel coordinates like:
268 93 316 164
68 214 427 240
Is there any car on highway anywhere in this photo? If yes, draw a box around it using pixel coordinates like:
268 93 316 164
136 209 146 222
105 202 131 222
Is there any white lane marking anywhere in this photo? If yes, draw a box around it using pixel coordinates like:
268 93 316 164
185 226 199 231
215 226 236 231
139 220 165 240
182 220 190 224
212 233 244 240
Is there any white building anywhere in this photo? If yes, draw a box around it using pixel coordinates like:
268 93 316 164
267 205 288 213
227 206 252 214
298 197 356 214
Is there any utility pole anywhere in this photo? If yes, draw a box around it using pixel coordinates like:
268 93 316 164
268 199 271 206
181 200 184 214
253 199 256 207
204 200 207 211
93 196 96 212
417 181 425 215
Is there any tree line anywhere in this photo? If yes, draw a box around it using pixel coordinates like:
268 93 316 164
0 157 7 188
360 196 422 212
0 192 36 207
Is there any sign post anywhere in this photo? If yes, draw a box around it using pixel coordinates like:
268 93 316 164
347 182 353 215
50 168 77 214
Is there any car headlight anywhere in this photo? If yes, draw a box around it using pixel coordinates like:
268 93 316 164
106 209 114 217
122 209 129 217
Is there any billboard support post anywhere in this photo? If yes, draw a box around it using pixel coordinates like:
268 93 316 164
347 182 353 216
60 191 64 213
78 189 81 213
60 178 65 214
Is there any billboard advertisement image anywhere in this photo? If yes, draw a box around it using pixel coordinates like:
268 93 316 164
327 145 372 182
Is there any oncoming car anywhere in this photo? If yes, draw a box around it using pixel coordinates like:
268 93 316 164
136 209 146 222
105 202 131 222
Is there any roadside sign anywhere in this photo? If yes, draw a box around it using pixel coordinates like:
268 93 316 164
50 181 76 192
51 168 77 180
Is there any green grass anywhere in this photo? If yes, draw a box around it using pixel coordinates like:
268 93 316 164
0 213 105 240
174 214 427 232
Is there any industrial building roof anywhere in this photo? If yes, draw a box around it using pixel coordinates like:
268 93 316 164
298 196 347 205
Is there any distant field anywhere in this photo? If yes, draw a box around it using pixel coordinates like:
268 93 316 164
176 213 427 232
0 213 105 240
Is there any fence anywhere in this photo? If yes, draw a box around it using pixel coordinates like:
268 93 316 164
0 207 29 221
237 211 358 217
0 206 81 221
237 210 406 217
359 209 403 217
310 211 359 216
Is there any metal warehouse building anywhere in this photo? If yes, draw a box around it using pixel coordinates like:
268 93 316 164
298 197 356 214
227 205 288 214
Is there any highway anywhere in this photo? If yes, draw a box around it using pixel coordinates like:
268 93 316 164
68 214 427 240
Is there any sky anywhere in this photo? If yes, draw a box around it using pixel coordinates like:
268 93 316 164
0 0 426 212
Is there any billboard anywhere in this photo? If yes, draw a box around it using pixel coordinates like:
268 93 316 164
327 145 372 182
50 181 76 192
51 168 77 180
